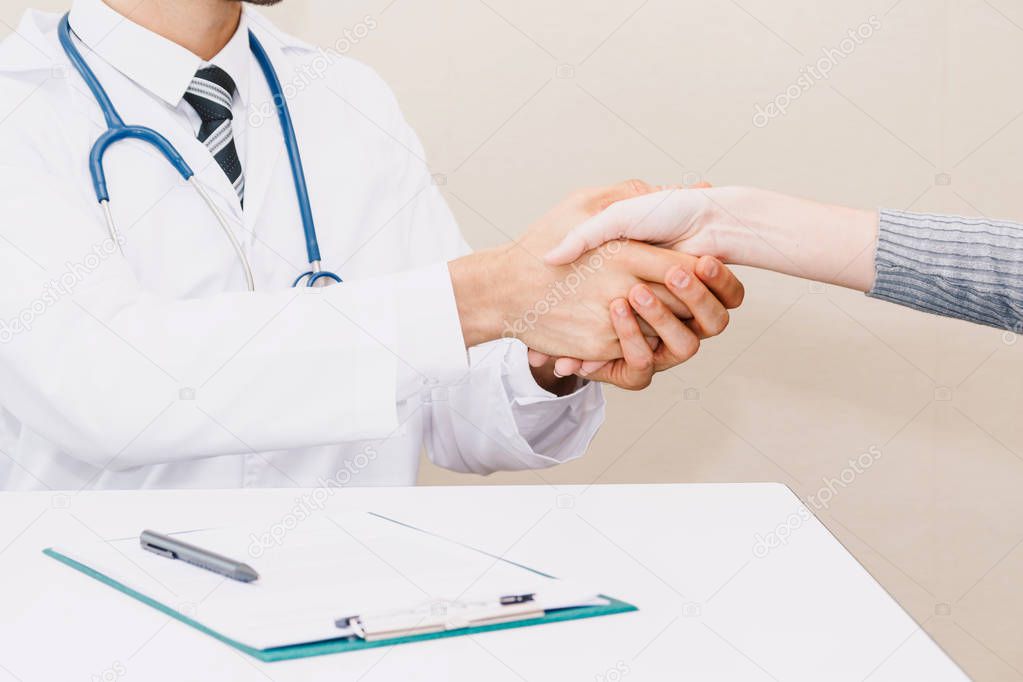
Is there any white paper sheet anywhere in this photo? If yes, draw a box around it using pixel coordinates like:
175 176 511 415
54 512 604 650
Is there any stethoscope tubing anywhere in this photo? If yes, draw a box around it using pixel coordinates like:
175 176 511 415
247 31 322 268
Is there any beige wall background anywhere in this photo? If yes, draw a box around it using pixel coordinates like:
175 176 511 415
4 0 1023 679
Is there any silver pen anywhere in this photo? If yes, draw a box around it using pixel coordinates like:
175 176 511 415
140 529 259 583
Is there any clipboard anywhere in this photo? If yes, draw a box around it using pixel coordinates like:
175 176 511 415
43 512 637 662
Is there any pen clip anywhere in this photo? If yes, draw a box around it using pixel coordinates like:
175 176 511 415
141 542 176 559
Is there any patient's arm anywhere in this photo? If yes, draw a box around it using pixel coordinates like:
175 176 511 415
546 186 878 291
547 185 1023 333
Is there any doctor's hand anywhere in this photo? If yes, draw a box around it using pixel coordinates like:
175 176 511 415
528 253 744 384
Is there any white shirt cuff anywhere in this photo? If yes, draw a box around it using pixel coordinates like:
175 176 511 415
500 342 605 465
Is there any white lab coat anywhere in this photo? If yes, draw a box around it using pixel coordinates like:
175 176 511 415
0 5 604 490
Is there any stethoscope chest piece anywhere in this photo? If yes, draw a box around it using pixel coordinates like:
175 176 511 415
293 266 343 288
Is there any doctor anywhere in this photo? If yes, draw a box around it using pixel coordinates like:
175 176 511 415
0 0 744 490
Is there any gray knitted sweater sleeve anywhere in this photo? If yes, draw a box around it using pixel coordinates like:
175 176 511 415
867 209 1023 332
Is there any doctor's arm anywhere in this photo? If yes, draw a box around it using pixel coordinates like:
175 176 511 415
546 186 1023 332
0 165 725 473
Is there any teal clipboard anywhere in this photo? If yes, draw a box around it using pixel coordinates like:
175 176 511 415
43 522 637 662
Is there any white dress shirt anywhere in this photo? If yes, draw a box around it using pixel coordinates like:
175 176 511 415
0 0 605 490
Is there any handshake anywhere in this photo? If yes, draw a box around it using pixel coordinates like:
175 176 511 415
448 179 746 392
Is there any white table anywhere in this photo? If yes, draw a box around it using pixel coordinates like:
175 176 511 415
0 484 966 681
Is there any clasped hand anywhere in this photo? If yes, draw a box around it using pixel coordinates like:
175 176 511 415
502 180 743 391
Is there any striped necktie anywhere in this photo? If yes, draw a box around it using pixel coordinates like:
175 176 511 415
183 65 245 204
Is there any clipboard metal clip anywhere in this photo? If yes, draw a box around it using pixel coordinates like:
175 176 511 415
335 594 541 642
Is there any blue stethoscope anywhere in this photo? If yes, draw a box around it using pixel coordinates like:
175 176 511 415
57 13 341 290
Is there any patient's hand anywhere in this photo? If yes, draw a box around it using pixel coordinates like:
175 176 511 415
544 186 723 266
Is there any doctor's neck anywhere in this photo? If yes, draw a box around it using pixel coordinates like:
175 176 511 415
102 0 252 60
